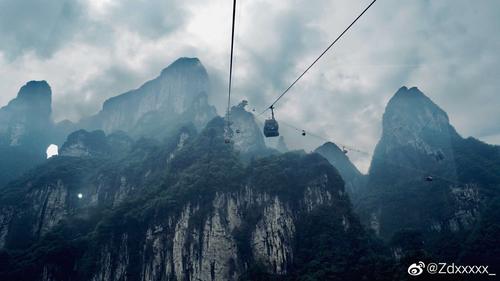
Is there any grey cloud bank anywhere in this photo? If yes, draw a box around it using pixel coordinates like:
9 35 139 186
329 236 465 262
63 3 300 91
0 0 499 172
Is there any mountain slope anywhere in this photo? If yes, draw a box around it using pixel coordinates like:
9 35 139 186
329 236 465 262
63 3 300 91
315 142 366 199
0 117 391 281
360 86 500 264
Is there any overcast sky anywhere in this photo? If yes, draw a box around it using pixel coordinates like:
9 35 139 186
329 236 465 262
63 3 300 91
1 0 499 172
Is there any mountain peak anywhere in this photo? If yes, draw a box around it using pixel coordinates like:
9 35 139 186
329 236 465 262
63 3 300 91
2 80 52 120
160 57 205 76
392 86 427 101
0 80 54 184
11 80 52 109
17 80 51 96
87 57 215 135
370 86 459 187
229 100 267 154
384 86 451 136
320 141 342 151
315 141 365 197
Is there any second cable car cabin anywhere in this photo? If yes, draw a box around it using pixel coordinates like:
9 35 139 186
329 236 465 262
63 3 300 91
263 106 279 137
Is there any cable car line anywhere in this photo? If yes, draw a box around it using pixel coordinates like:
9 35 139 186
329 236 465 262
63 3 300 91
258 0 377 117
255 113 473 187
225 0 238 143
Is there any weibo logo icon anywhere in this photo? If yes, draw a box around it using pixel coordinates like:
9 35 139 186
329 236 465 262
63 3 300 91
408 261 425 276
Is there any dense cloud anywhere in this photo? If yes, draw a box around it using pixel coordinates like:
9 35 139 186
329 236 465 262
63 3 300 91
0 0 83 58
0 0 499 172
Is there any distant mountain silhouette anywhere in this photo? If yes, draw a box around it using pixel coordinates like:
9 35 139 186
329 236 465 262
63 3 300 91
80 57 217 138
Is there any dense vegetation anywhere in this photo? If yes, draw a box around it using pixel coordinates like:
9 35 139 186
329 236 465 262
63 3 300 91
1 117 499 281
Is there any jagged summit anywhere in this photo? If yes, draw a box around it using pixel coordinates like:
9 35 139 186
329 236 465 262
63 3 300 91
363 86 495 239
384 86 451 136
383 85 449 137
392 86 425 98
0 81 55 186
4 80 52 116
84 57 216 136
15 80 51 103
160 57 205 76
371 86 458 183
0 80 53 139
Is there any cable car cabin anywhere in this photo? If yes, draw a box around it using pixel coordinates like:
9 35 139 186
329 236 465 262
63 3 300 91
264 118 279 137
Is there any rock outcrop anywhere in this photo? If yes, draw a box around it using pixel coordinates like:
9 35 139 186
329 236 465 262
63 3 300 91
82 57 217 138
362 86 497 240
0 118 365 281
369 86 459 185
59 129 133 158
0 81 54 186
228 101 267 154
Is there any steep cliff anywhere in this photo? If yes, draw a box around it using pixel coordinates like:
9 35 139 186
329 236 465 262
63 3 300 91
0 118 389 281
82 57 217 138
0 81 54 186
227 101 267 155
362 86 500 249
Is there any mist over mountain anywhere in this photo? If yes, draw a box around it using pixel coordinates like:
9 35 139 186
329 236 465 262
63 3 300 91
0 117 392 281
354 86 500 269
227 101 270 156
0 81 54 186
0 58 498 280
370 86 460 186
59 129 134 158
80 57 217 139
0 58 217 187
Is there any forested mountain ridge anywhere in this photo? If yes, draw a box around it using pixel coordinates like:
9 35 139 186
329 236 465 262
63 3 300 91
0 118 392 281
0 57 498 280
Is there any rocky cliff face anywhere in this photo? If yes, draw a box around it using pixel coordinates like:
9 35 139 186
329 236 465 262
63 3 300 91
0 81 52 147
93 181 336 281
83 57 217 137
59 129 133 158
0 125 195 250
370 86 459 185
362 86 497 241
0 118 376 281
0 58 218 187
0 81 55 187
228 101 267 155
